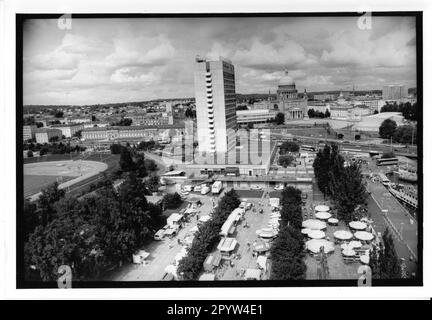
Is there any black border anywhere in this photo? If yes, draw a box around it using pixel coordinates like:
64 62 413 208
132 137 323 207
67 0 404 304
16 11 423 289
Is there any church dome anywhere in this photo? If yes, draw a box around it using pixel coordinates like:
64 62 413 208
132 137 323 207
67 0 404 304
278 70 295 86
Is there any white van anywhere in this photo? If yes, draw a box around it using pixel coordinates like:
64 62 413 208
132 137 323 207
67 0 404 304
154 229 165 241
201 185 210 195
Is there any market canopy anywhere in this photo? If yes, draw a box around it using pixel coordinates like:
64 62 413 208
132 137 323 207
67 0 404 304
348 240 362 249
308 230 326 239
252 239 271 252
305 239 335 254
269 198 280 208
189 226 199 234
174 247 188 264
164 264 177 276
360 255 370 265
333 230 353 241
302 219 326 230
354 231 374 241
315 211 332 220
244 268 261 280
199 273 216 281
256 255 268 271
199 215 211 223
315 205 330 212
183 235 195 246
342 248 356 257
349 221 367 230
257 229 277 239
301 228 312 235
328 218 339 225
217 237 238 252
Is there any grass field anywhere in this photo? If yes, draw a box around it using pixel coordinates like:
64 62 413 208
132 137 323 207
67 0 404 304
24 175 75 197
24 158 111 199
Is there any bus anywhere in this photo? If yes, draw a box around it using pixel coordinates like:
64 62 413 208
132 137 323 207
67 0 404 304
376 157 399 166
300 145 316 152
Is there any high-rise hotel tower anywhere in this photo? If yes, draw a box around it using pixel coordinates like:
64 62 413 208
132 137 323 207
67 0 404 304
194 56 237 154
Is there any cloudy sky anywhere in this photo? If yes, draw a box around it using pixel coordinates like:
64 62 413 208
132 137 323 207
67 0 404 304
23 16 417 105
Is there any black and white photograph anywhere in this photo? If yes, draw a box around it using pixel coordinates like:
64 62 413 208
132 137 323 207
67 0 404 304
5 0 427 297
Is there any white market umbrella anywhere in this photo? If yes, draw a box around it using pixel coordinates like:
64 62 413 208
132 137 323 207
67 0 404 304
164 264 177 276
354 231 374 241
342 248 356 257
333 230 353 241
306 239 335 254
174 247 188 264
301 228 312 235
302 219 326 230
315 205 330 212
360 255 370 265
328 218 339 225
308 230 326 239
315 211 332 220
199 215 211 223
341 243 350 251
349 221 367 230
348 240 362 249
189 226 199 234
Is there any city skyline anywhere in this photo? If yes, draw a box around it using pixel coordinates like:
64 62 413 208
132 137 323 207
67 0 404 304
24 16 417 105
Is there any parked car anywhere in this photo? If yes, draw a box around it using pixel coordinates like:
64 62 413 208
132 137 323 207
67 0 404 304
154 229 165 241
193 185 202 192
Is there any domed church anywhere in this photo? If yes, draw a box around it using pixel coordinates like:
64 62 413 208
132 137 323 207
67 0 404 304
273 70 308 121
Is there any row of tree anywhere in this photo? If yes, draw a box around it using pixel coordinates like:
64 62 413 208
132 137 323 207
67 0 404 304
176 189 240 280
313 144 367 223
23 141 86 155
379 119 417 144
270 186 306 280
279 141 300 154
110 144 158 178
307 108 331 119
278 154 294 168
380 101 417 121
369 228 403 279
24 173 165 281
110 118 132 126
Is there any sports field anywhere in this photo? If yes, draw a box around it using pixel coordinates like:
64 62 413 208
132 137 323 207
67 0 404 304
24 160 108 199
24 175 74 197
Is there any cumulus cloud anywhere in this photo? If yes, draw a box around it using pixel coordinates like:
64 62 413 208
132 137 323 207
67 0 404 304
320 27 416 68
23 17 417 105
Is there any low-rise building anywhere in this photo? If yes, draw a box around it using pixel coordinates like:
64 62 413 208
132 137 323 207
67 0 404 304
23 125 37 141
81 124 185 143
51 123 84 138
35 128 62 143
236 109 276 124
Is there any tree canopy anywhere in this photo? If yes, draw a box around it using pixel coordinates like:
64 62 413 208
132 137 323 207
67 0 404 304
270 186 305 280
275 112 285 125
24 174 164 281
379 119 397 139
313 143 367 223
369 228 402 279
177 189 240 280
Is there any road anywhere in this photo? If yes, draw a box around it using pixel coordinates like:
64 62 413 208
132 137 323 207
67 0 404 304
110 193 219 281
366 181 418 276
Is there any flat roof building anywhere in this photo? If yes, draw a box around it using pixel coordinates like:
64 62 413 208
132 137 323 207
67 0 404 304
236 109 276 124
194 56 237 154
51 123 84 138
34 128 62 144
